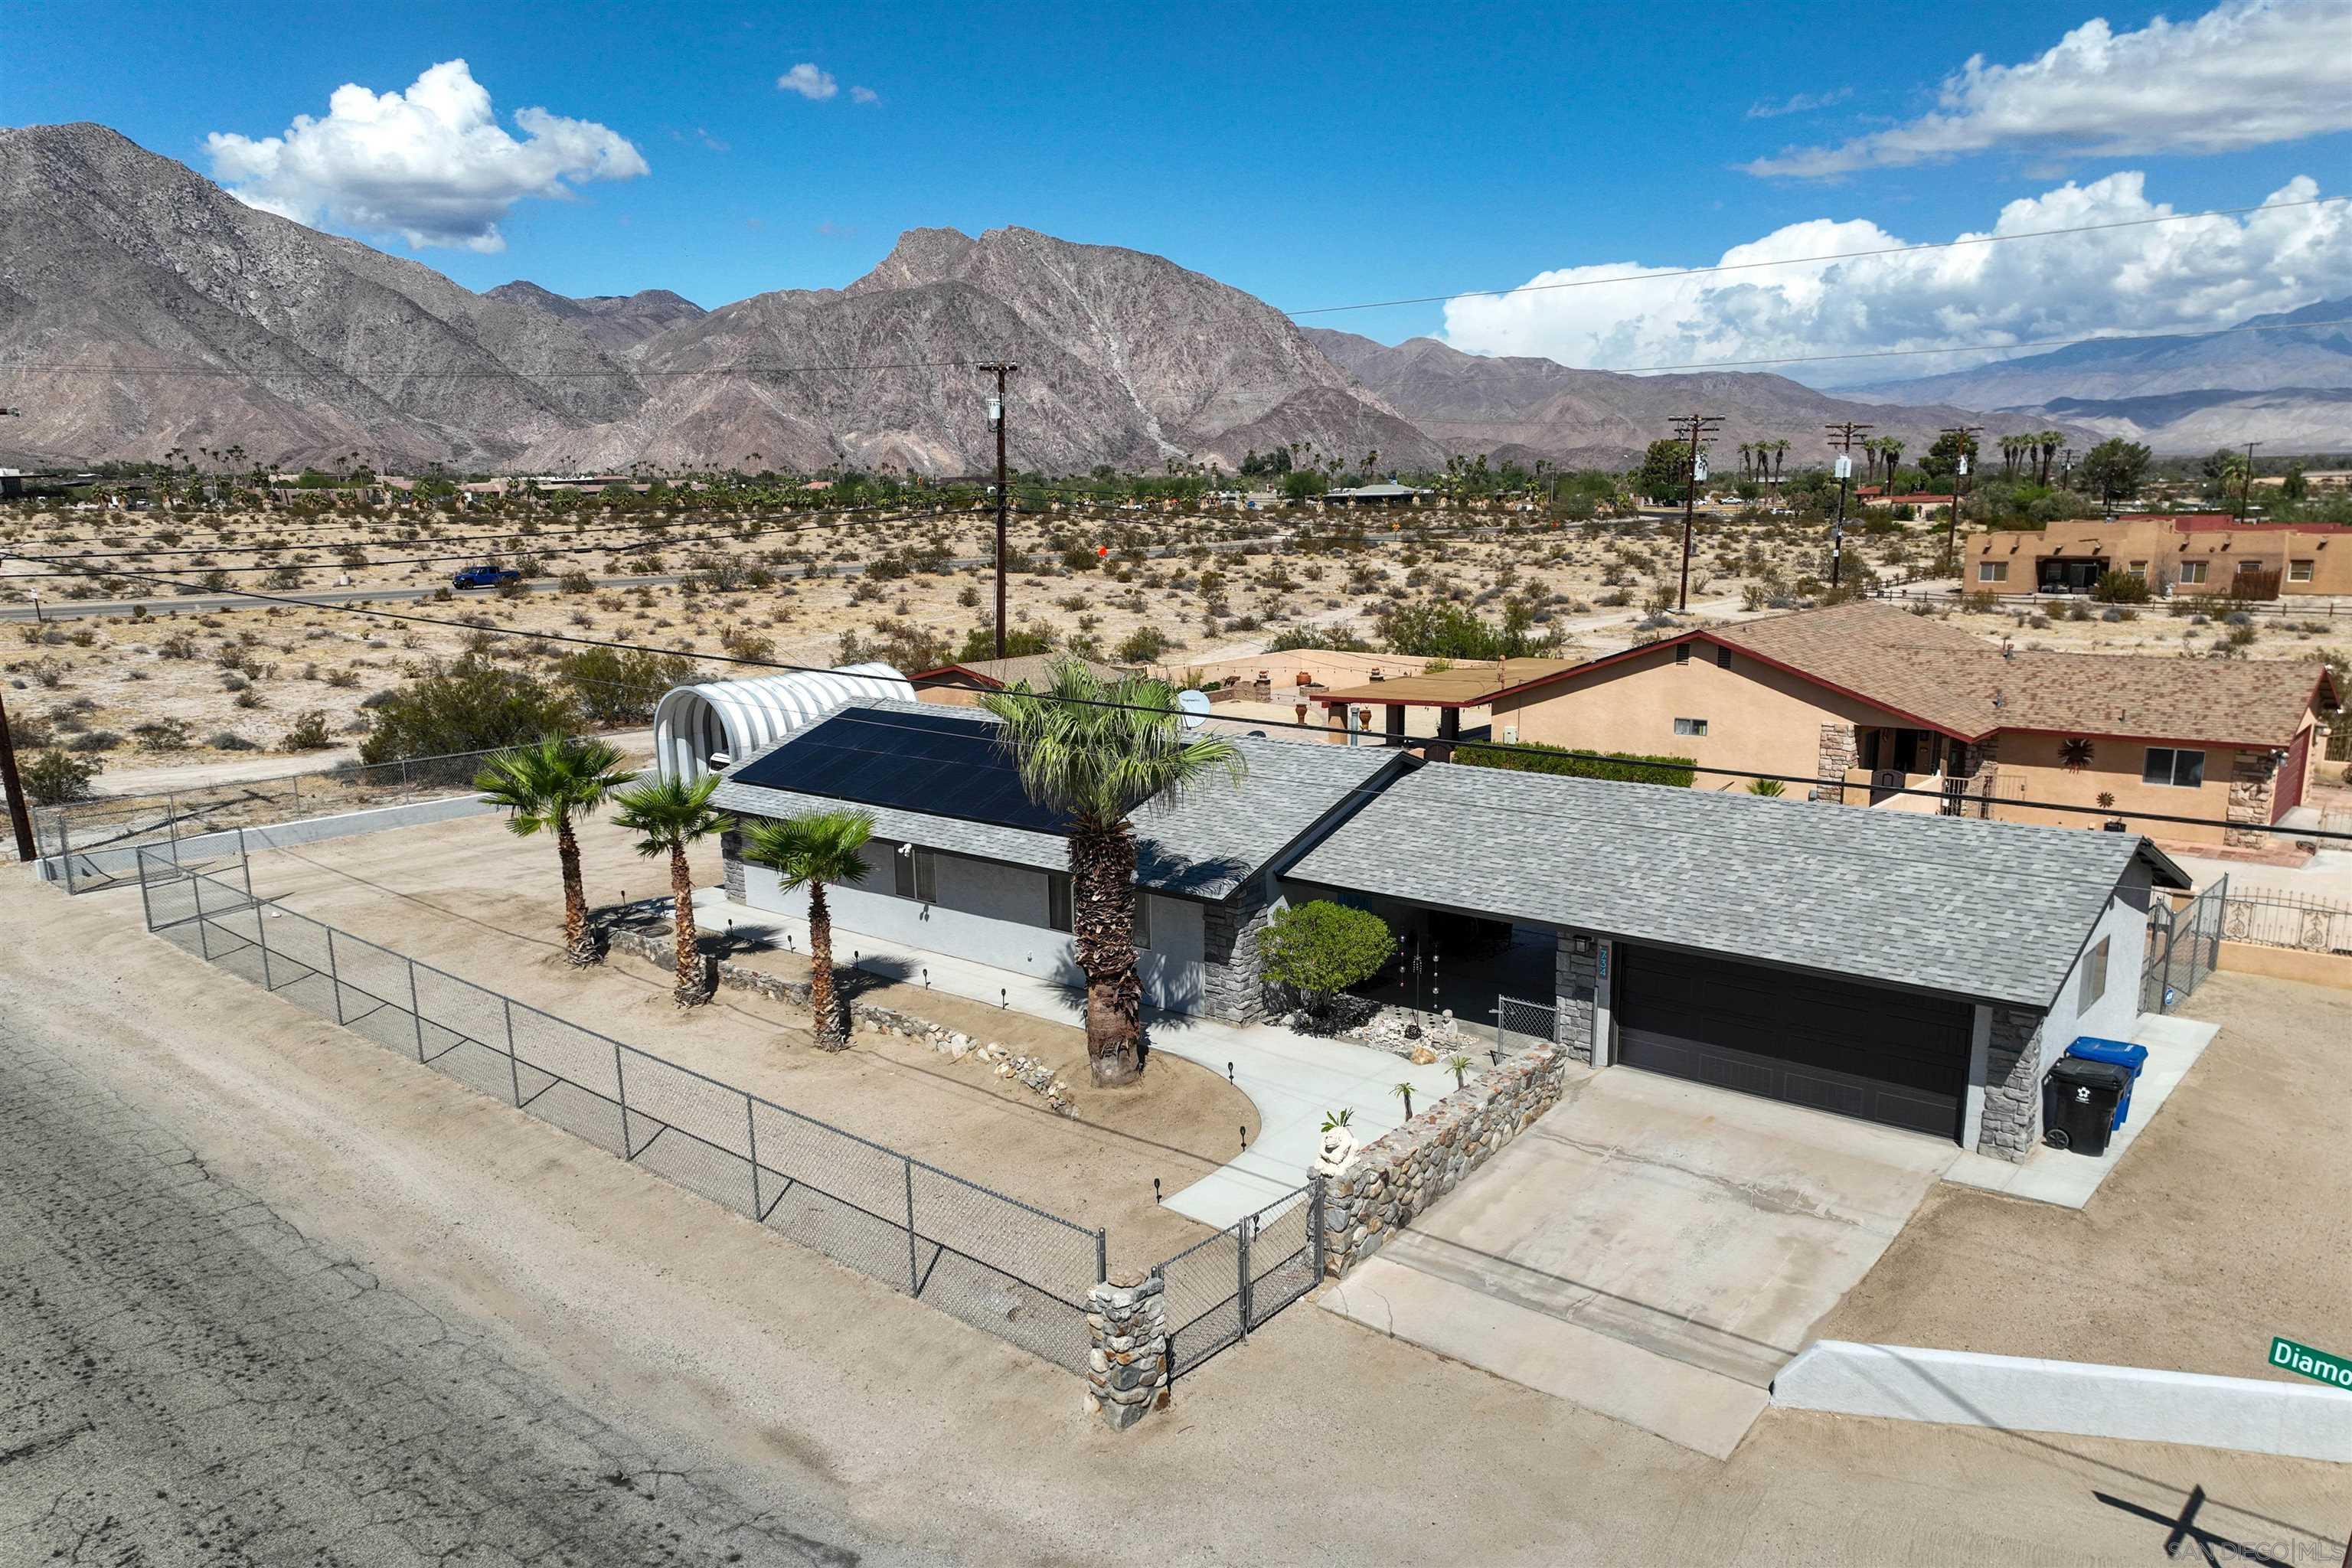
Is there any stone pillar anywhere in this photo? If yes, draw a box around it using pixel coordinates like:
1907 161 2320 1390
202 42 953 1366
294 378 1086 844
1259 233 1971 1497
1811 723 1858 803
1202 877 1273 1024
2226 750 2277 847
1086 1274 1169 1429
1975 1006 2043 1161
1553 932 1597 1063
719 828 746 901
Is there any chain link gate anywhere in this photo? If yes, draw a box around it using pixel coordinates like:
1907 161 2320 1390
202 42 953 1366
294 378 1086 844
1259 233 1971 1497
1495 993 1557 1057
1152 1176 1325 1380
2141 875 2228 1014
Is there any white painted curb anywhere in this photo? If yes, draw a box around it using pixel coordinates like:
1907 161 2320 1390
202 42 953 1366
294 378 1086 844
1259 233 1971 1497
1772 1341 2352 1462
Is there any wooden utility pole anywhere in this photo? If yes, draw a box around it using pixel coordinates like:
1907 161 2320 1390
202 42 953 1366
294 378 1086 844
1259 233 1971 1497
1671 414 1722 611
0 683 35 864
2240 439 2262 522
1939 424 1983 567
976 361 1019 659
1824 421 1872 589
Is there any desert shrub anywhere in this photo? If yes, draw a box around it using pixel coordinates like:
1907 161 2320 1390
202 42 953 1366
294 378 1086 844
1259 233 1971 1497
355 655 579 765
67 730 122 753
2091 570 2151 604
1115 625 1174 664
1457 740 1695 789
209 731 260 751
21 749 101 805
132 718 191 752
556 645 697 726
280 710 335 750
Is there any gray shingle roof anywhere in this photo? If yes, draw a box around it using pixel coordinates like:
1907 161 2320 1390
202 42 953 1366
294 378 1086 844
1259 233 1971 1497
710 699 1403 900
1287 763 2187 1010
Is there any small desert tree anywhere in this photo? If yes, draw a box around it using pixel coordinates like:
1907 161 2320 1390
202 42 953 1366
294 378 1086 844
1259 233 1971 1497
474 735 635 968
609 773 733 1007
1258 900 1396 1032
741 811 874 1050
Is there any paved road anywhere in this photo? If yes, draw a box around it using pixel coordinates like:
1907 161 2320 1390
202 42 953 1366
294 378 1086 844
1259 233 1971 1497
0 1009 879 1566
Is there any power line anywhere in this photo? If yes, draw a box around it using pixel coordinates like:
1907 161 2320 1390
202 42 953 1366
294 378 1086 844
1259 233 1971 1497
6 547 2344 844
1596 316 2352 376
1283 195 2351 315
0 358 982 380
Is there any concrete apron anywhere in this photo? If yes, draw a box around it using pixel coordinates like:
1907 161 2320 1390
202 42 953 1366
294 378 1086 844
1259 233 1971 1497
1319 1066 1959 1460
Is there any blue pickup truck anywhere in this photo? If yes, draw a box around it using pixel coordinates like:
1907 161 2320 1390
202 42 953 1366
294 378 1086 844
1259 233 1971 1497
452 565 521 590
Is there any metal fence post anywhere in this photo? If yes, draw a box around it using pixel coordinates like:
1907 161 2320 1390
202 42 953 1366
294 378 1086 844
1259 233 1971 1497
1310 1170 1327 1283
325 927 345 1024
255 902 275 991
1096 1229 1108 1285
744 1096 762 1217
1236 1214 1253 1338
903 1156 921 1295
2157 903 2177 1013
615 1041 631 1156
407 959 426 1061
502 997 520 1106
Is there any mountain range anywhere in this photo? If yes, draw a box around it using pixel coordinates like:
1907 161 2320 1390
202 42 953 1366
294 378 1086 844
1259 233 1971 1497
0 119 2303 476
1850 298 2352 453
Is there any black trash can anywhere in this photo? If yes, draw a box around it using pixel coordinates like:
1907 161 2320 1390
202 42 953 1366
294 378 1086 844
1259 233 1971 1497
2043 1058 2132 1156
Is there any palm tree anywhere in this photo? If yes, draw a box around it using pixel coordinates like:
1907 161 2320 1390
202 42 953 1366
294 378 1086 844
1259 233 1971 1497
1736 442 1753 480
1769 439 1789 485
475 735 636 968
1880 437 1906 488
610 774 733 1007
2039 430 2064 486
981 657 1246 1086
741 810 875 1050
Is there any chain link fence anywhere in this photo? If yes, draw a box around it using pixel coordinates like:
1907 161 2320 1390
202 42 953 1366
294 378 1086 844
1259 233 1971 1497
2142 877 2228 1014
136 844 1106 1374
1495 994 1558 1058
31 735 654 891
1152 1178 1323 1380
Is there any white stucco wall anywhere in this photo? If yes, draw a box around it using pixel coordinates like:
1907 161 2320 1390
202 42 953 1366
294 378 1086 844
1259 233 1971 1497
2037 890 2150 1073
736 848 1208 1012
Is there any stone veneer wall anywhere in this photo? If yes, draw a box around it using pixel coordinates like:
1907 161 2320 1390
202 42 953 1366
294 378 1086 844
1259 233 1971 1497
1085 1276 1170 1429
720 835 746 902
1978 1005 2044 1161
1202 876 1273 1025
1813 723 1859 802
1318 1047 1571 1279
2226 750 2278 848
1553 935 1597 1063
1948 737 1999 819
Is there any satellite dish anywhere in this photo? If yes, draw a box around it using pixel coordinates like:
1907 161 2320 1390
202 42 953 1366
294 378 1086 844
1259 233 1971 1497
1176 690 1212 731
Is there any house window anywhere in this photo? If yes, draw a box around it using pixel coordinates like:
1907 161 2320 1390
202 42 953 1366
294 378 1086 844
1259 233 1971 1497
2080 936 2109 1011
1674 642 1691 665
1132 892 1153 952
1673 717 1708 737
2178 560 2209 584
2141 747 2206 789
2126 560 2148 577
2289 559 2314 582
1978 561 2008 583
1715 645 1733 669
892 844 937 902
1047 871 1073 933
2236 558 2265 576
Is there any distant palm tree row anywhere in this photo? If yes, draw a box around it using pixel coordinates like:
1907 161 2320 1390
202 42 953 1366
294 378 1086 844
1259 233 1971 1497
1996 430 2069 485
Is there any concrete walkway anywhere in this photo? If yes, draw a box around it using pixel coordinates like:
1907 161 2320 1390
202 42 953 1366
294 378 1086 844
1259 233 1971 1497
689 888 1457 1229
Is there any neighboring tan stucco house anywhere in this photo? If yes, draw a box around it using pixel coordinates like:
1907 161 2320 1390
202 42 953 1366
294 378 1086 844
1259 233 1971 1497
1478 602 2337 847
1967 513 2352 597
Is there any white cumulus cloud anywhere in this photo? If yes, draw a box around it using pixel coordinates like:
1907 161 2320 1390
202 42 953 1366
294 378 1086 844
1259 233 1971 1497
205 60 646 252
850 85 880 106
778 63 839 100
1439 173 2352 384
1747 0 2352 178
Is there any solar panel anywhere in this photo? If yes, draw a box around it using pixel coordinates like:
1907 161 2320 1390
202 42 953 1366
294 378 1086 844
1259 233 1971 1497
730 707 1079 835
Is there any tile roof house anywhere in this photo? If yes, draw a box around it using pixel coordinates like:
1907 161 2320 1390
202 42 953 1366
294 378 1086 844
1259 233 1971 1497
1473 601 2337 846
908 654 1133 707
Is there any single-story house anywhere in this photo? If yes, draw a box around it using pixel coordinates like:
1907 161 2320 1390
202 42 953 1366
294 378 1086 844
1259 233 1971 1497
710 699 1410 1018
1967 514 2352 597
1312 658 1580 744
908 654 1132 707
1321 482 1429 506
1285 760 2190 1161
1446 601 2335 847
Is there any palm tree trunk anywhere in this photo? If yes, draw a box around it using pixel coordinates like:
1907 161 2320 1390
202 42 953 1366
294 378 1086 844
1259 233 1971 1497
669 841 706 1007
1071 822 1142 1086
557 815 599 967
806 880 845 1049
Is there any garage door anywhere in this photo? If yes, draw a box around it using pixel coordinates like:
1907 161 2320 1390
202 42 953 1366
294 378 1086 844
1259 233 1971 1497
1615 946 1970 1140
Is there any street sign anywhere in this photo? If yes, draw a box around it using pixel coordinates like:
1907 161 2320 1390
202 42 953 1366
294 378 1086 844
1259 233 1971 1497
2269 1336 2352 1390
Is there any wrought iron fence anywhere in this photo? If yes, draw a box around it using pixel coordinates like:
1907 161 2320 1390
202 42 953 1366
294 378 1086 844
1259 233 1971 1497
136 844 1106 1374
31 735 654 890
1153 1178 1323 1380
2221 889 2352 956
2142 877 2228 1014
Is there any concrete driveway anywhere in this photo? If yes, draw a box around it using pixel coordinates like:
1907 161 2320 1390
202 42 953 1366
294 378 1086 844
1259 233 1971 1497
1321 1064 1956 1457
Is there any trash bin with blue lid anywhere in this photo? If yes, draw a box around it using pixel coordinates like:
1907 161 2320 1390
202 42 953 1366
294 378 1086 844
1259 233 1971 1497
2065 1037 2148 1130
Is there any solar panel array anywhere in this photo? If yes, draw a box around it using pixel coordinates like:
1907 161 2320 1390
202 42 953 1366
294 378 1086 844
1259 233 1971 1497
729 707 1079 835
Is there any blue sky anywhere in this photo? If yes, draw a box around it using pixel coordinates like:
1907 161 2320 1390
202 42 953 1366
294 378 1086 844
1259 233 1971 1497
14 0 2351 384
